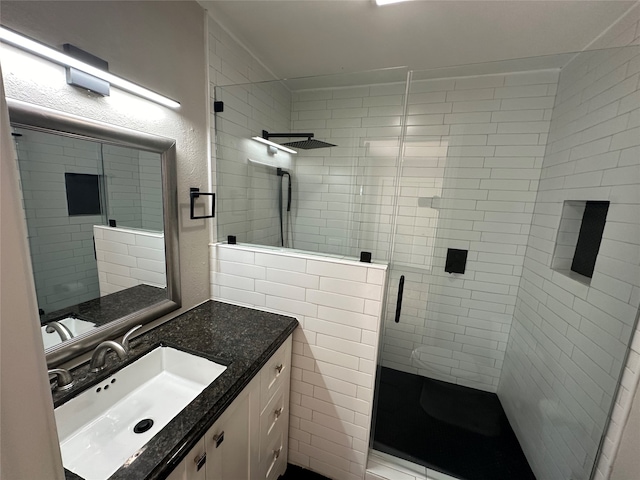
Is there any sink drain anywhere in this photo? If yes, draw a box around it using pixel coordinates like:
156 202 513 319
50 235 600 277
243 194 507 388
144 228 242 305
133 418 154 434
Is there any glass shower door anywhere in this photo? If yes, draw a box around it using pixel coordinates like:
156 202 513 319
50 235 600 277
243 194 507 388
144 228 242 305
370 66 533 480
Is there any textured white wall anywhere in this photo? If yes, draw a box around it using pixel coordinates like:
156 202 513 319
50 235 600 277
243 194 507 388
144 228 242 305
1 71 66 480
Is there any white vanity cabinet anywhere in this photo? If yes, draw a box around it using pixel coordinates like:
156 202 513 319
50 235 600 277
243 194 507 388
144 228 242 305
166 336 292 480
205 387 251 480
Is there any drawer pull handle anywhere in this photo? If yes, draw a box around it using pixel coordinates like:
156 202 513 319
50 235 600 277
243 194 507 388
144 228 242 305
212 431 224 448
194 452 206 471
275 364 283 374
273 447 282 461
274 407 283 419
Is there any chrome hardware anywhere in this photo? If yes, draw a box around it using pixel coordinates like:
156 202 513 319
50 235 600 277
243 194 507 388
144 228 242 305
89 324 142 372
273 447 282 461
121 324 143 351
45 321 73 342
275 363 283 374
274 407 283 419
212 431 224 448
48 368 74 391
194 452 206 471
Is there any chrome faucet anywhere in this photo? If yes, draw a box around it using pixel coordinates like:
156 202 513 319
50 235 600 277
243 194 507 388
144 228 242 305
48 368 74 391
89 325 142 372
45 321 73 342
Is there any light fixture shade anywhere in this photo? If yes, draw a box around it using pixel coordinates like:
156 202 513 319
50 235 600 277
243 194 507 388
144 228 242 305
0 26 180 109
375 0 412 5
251 136 298 154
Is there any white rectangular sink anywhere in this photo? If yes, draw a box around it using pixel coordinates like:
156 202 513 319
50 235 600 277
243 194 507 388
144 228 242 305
55 346 227 480
41 317 95 349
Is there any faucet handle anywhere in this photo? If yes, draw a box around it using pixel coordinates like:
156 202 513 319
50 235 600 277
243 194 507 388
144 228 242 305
122 324 142 352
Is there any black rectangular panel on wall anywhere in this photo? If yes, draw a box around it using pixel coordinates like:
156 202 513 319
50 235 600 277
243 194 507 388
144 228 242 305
445 248 468 274
571 200 609 278
65 173 102 216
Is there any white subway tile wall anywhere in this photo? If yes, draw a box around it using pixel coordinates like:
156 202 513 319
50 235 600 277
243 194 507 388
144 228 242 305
499 34 640 480
214 81 293 246
209 15 293 247
102 146 163 232
210 243 387 480
289 83 404 259
14 128 103 313
139 151 164 231
94 225 166 296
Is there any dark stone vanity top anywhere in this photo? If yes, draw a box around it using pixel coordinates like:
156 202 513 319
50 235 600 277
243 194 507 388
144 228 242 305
42 284 167 327
55 300 298 480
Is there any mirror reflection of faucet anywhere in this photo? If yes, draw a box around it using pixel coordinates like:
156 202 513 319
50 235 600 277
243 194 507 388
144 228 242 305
89 324 142 372
45 321 74 342
48 368 74 392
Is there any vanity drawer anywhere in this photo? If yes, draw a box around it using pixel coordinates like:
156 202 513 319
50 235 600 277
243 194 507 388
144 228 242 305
259 424 287 480
260 336 291 411
260 382 287 443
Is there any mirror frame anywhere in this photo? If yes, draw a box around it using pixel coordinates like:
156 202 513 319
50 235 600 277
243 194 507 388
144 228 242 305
8 98 181 367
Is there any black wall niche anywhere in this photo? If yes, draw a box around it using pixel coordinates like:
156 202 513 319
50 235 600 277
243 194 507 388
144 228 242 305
65 173 102 216
571 200 609 278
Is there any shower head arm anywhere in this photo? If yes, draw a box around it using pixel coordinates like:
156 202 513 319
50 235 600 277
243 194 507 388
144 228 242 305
262 130 313 140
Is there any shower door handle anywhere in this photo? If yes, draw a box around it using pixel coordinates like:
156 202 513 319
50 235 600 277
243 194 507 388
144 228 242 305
395 275 405 323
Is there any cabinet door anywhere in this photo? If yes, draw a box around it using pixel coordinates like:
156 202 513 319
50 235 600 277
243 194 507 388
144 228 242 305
206 392 250 480
166 438 207 480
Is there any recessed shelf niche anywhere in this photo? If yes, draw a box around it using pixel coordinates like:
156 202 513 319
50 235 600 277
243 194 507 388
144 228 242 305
552 200 610 285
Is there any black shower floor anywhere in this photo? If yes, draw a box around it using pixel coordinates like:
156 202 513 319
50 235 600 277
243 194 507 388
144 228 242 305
372 367 536 480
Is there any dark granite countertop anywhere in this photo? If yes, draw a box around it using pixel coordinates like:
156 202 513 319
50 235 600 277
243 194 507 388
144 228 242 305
42 284 167 327
55 300 298 480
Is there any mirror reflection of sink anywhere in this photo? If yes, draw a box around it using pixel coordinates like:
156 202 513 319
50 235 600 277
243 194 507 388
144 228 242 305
54 346 227 480
41 317 95 349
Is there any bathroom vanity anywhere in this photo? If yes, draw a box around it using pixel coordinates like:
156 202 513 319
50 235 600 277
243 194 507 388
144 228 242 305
52 301 298 480
166 335 292 480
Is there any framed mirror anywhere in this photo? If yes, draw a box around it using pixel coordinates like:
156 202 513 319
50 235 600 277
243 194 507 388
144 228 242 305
8 98 181 367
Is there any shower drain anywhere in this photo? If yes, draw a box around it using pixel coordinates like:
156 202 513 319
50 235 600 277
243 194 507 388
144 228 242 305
133 418 154 434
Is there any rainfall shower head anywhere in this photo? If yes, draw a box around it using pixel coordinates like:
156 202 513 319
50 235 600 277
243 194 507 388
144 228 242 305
259 130 336 150
281 138 337 150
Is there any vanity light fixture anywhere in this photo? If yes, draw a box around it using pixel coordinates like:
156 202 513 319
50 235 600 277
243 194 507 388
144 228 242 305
0 26 180 109
375 0 413 5
251 136 298 155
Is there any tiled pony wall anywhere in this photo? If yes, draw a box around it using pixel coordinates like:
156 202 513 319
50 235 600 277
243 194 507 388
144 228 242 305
210 244 386 480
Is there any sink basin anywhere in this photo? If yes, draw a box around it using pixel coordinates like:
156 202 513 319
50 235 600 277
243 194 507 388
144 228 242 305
41 317 95 349
54 346 227 480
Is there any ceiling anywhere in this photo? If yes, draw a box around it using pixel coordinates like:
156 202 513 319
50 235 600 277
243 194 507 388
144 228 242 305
199 0 637 80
